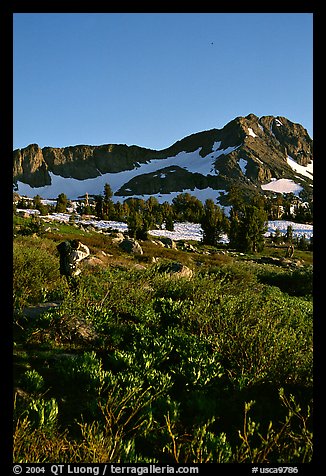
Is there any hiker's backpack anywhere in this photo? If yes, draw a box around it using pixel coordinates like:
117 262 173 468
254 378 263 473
57 240 76 276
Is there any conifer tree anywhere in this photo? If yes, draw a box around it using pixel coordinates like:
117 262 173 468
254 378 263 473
228 185 245 211
94 195 104 219
114 201 124 221
165 214 174 232
172 193 203 222
161 202 174 231
55 193 68 213
33 195 48 215
103 183 115 219
229 203 267 253
127 211 143 239
201 199 226 246
104 183 113 200
244 205 268 252
144 197 159 229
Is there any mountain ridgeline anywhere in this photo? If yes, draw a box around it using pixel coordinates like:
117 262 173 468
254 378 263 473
13 114 313 204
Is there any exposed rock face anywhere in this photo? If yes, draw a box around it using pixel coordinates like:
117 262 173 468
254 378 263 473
258 115 313 166
13 114 313 202
13 144 51 187
13 143 160 185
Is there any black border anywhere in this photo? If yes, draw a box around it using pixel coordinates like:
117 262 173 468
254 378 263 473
3 2 322 472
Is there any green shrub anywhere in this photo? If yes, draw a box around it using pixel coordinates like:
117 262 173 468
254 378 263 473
209 286 313 387
19 370 44 394
13 388 312 463
162 389 312 463
54 351 107 394
233 390 312 463
15 215 44 236
258 265 313 296
24 398 59 430
14 417 72 463
13 236 61 308
163 414 232 463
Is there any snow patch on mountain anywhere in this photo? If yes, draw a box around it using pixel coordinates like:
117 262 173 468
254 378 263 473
286 156 313 179
248 128 257 138
261 178 303 195
238 159 248 175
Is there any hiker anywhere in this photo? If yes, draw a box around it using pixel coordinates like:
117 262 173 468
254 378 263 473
57 239 90 292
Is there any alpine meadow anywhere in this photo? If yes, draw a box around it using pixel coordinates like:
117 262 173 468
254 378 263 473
13 187 313 464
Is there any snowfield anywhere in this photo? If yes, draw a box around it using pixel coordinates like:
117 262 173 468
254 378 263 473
29 211 312 243
261 178 303 195
265 220 313 239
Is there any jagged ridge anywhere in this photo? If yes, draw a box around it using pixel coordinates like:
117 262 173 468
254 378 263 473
13 113 313 202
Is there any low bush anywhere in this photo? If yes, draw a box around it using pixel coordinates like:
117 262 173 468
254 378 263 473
13 387 312 463
13 236 62 309
18 370 44 395
258 265 313 297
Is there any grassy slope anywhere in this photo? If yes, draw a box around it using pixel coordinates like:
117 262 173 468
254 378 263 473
13 217 313 463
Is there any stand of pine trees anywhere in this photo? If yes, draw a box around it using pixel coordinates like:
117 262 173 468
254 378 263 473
16 184 312 254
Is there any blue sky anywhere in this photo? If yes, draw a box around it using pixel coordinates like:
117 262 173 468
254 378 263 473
13 13 313 151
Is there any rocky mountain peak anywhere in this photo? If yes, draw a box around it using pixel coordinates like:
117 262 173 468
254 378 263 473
13 114 313 203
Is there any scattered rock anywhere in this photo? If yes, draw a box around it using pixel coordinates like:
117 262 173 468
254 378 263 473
281 258 304 268
84 256 106 268
259 256 283 265
111 232 125 244
156 261 193 279
119 238 143 255
258 256 304 268
180 242 197 252
157 237 177 249
133 263 147 270
51 315 99 345
152 240 165 247
172 264 193 279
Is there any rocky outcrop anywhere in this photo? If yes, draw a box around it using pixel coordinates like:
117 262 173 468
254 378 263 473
119 238 144 255
13 143 161 185
258 115 313 166
115 165 226 198
13 144 51 187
